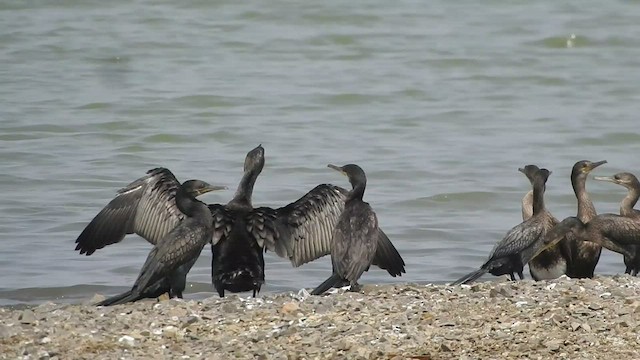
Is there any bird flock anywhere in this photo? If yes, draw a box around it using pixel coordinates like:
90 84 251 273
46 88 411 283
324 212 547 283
74 148 640 306
74 145 405 305
454 160 640 285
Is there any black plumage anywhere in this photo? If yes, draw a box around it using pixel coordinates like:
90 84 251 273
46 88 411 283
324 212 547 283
74 168 224 305
210 146 405 297
451 168 555 285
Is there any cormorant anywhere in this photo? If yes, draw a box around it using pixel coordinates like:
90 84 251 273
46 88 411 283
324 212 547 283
594 172 640 275
542 213 640 274
451 168 555 285
74 168 225 305
563 160 607 278
209 146 405 297
519 165 569 280
310 164 380 295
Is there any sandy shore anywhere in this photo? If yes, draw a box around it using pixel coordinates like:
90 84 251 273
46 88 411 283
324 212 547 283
2 275 640 359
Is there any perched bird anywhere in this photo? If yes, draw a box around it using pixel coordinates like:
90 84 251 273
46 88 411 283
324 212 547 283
209 146 405 297
594 172 640 275
74 168 225 305
451 168 555 285
311 164 382 295
519 165 569 280
565 160 607 278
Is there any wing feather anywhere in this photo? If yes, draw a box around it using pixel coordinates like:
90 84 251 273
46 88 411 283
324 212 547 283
75 168 185 255
268 184 347 266
488 220 545 261
208 204 235 246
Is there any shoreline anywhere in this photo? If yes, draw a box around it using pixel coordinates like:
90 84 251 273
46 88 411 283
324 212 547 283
2 275 640 359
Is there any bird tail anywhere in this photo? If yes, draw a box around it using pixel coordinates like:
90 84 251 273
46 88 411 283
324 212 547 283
450 268 488 286
95 290 141 307
310 273 343 295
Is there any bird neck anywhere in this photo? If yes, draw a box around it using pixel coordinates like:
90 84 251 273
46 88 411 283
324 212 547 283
230 168 259 208
531 181 546 215
175 187 198 217
347 182 366 202
620 187 640 217
521 190 534 221
572 176 596 221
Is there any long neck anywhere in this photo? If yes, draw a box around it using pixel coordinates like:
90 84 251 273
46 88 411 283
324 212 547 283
521 190 534 221
347 181 366 202
620 186 640 217
230 169 258 208
572 175 596 221
532 180 546 215
175 188 199 217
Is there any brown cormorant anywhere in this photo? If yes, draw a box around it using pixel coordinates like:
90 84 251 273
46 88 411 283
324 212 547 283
542 212 640 273
451 168 555 285
519 165 569 280
565 160 607 278
74 168 225 305
310 164 380 295
209 146 405 297
594 172 640 275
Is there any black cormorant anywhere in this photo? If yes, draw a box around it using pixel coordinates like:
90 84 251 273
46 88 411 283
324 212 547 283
519 165 569 280
310 164 380 295
564 160 607 278
451 168 555 285
209 146 405 297
594 172 640 275
74 168 225 305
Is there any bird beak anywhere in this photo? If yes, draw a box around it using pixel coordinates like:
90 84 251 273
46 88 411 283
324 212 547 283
531 229 567 259
593 175 616 183
197 184 227 196
327 164 345 175
589 160 607 171
518 167 525 174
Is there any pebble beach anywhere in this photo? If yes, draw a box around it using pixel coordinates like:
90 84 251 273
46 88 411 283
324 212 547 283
2 276 640 359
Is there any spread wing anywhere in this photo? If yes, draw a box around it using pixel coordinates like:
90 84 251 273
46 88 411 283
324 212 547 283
247 184 406 276
255 184 347 266
208 203 235 246
75 168 185 255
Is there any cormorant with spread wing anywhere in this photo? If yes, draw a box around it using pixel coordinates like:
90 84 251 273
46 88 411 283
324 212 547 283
74 168 225 305
209 145 406 297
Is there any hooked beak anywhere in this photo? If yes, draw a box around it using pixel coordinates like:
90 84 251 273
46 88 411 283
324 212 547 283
588 160 607 171
593 175 616 183
327 164 345 175
196 183 227 196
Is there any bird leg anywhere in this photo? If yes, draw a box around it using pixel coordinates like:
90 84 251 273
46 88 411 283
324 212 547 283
349 282 362 292
509 273 516 281
517 271 524 280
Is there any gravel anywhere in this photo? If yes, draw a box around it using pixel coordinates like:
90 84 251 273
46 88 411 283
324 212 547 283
2 275 640 359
